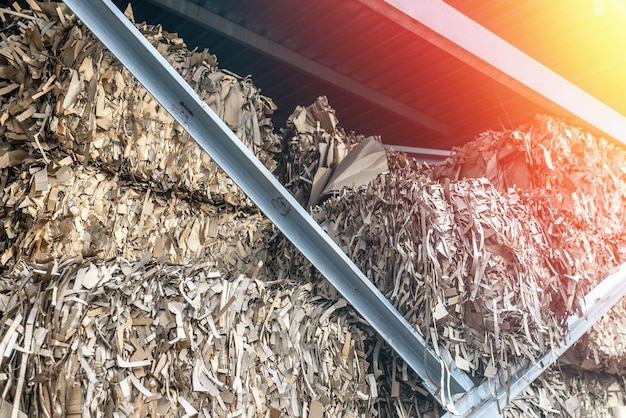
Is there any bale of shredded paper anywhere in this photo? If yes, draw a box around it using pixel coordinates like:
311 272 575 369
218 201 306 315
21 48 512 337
312 171 565 378
0 3 280 274
431 115 626 373
0 1 280 212
432 115 626 295
0 257 378 417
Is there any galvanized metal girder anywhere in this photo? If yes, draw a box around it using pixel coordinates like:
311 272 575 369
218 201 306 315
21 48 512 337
62 0 475 404
385 144 450 165
358 0 626 147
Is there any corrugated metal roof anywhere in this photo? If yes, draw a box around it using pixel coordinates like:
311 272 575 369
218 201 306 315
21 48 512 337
111 0 624 150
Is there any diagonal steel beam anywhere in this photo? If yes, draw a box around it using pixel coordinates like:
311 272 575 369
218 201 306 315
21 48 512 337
443 262 626 417
358 0 626 146
62 0 475 404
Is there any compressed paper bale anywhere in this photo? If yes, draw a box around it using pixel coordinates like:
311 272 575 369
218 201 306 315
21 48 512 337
430 115 626 371
0 4 280 210
0 4 281 278
0 161 274 276
0 258 377 417
310 171 567 376
432 115 626 296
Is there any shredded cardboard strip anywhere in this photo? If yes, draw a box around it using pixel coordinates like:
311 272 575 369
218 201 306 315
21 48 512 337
2 2 626 417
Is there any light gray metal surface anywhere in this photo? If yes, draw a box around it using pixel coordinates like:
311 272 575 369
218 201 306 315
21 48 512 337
359 0 626 146
62 0 475 403
444 262 626 417
385 144 450 165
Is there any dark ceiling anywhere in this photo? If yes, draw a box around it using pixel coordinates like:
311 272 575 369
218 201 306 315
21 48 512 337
110 0 626 151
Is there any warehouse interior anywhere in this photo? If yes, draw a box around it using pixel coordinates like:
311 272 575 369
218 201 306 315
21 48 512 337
110 0 626 152
2 0 626 417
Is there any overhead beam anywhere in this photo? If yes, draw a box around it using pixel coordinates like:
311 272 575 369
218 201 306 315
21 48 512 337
63 0 475 406
358 0 626 146
385 144 450 165
444 262 626 417
144 0 456 138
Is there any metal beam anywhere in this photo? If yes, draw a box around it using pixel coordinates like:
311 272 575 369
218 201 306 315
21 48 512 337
63 0 475 405
358 0 626 146
144 0 456 138
385 144 450 165
443 262 626 417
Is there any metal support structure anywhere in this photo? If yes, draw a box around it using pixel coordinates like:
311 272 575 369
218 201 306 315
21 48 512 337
62 0 475 403
144 0 456 138
358 0 626 146
60 1 626 414
444 262 626 417
385 144 450 165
